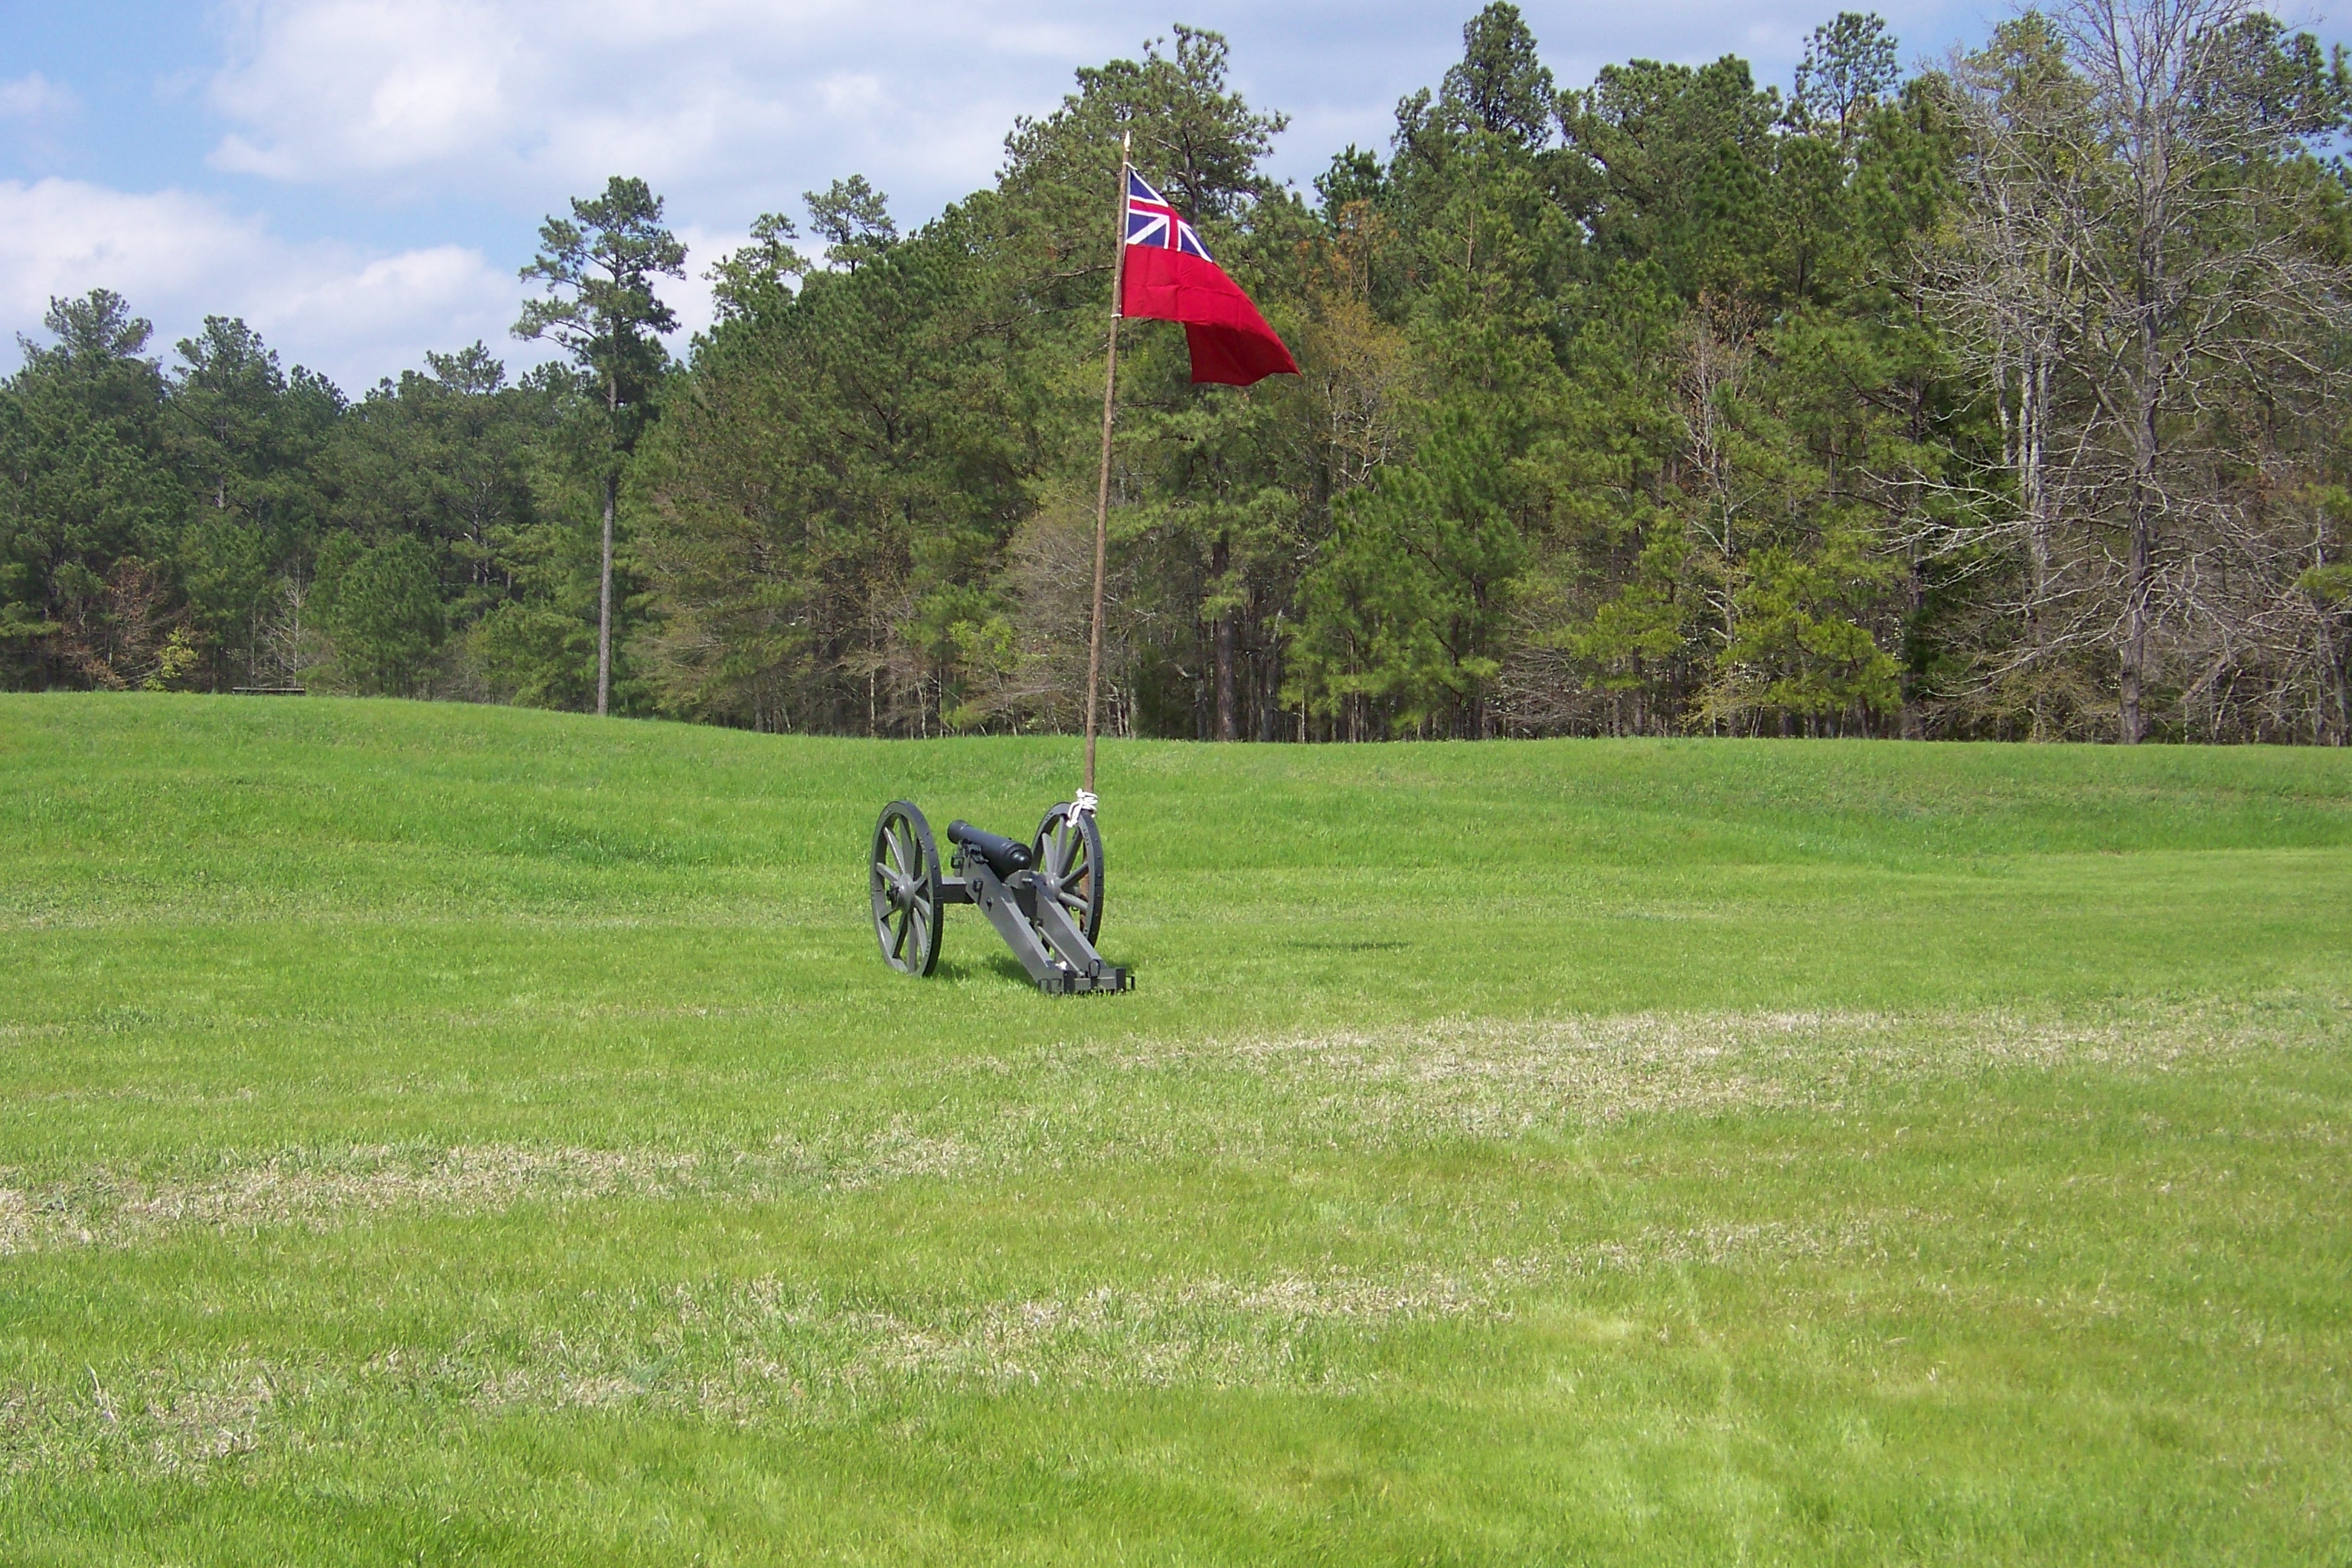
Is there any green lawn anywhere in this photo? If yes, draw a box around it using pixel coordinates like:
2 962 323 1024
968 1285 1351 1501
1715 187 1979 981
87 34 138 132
2 693 2348 1565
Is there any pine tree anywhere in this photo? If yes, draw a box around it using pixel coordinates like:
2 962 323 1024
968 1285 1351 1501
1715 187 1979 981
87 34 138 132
514 176 685 717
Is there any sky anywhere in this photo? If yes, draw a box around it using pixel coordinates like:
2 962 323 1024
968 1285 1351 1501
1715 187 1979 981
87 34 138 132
0 0 2233 392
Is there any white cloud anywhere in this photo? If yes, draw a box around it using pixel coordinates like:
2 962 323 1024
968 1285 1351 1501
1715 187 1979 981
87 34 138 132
202 0 1089 219
0 73 80 122
0 178 525 391
668 222 750 345
208 0 526 181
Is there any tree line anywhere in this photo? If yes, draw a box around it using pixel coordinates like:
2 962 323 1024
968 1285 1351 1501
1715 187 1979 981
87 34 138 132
6 0 2350 743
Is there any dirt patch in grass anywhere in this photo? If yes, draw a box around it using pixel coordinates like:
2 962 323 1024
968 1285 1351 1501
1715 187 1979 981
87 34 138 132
2 1000 2332 1256
2 1217 1916 1477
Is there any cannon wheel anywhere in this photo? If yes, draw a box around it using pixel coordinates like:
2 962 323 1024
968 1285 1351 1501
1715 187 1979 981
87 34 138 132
1032 804 1104 945
871 801 942 976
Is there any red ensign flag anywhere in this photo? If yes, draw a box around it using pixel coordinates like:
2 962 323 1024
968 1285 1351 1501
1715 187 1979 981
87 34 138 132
1120 169 1298 387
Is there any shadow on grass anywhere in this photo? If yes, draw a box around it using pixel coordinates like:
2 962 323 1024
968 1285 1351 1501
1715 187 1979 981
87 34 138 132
936 952 1145 992
932 955 1037 989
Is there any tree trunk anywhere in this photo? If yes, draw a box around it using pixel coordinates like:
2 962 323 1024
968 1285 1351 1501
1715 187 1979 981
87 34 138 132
2122 322 2160 746
1901 373 1929 742
2024 355 2052 740
597 471 615 718
1212 539 1236 741
2324 620 2342 747
2324 530 2350 745
2122 501 2149 744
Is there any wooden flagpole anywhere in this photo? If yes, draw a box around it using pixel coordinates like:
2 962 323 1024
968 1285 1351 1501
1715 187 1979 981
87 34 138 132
1082 130 1130 802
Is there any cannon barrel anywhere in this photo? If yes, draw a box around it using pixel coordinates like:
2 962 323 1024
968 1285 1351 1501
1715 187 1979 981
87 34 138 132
947 820 1033 877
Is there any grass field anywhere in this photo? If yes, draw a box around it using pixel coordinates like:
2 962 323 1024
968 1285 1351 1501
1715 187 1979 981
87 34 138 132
2 693 2349 1565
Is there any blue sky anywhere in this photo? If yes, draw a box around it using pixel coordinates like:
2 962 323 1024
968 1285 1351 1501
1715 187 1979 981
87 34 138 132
0 0 2223 390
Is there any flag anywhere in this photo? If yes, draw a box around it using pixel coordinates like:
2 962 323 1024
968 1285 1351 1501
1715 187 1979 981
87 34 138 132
1121 169 1298 387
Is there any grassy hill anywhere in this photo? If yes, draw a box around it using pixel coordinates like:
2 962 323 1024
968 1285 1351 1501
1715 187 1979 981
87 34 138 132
2 694 2348 1563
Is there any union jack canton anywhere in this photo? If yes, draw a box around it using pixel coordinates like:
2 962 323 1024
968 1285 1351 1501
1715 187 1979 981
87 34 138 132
1125 170 1214 261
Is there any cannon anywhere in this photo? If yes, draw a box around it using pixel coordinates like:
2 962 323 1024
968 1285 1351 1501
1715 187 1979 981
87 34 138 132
869 798 1132 994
